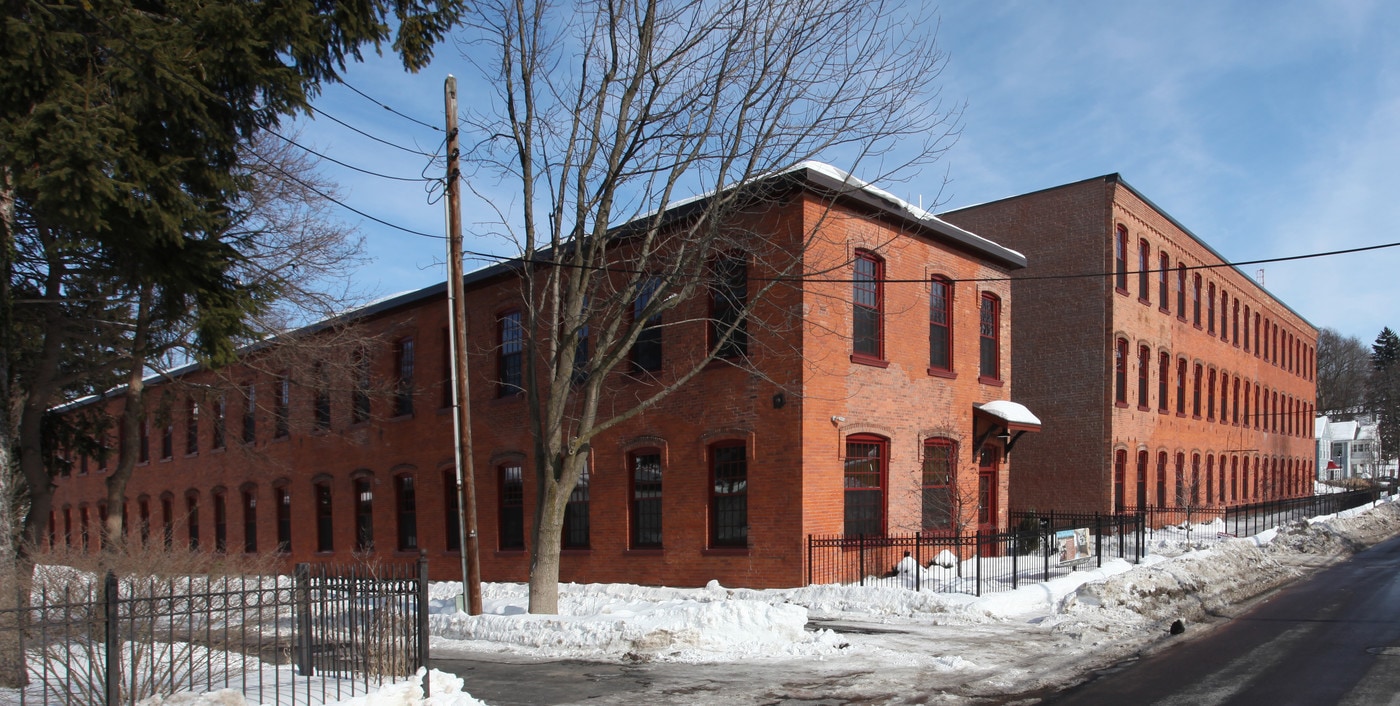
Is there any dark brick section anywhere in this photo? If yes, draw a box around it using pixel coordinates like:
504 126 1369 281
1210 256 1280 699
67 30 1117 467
944 177 1318 515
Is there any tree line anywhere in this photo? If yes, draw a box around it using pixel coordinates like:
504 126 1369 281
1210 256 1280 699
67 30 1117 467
1316 326 1400 464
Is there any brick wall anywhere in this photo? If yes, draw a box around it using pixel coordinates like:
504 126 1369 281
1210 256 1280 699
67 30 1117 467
943 176 1318 515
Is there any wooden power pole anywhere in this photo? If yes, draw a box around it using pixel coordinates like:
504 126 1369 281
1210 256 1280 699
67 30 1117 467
444 75 482 615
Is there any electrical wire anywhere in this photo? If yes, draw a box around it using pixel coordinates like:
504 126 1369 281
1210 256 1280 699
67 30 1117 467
249 150 447 240
339 81 445 133
265 129 438 183
310 107 441 158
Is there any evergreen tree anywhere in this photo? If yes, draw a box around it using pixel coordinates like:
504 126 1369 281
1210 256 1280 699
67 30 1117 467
1371 327 1400 466
0 0 464 561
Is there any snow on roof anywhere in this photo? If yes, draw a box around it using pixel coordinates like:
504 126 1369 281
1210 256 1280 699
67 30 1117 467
1330 421 1360 440
791 161 1027 262
975 400 1042 427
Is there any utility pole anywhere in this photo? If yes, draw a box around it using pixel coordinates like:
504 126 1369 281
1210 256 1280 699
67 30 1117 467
445 75 482 615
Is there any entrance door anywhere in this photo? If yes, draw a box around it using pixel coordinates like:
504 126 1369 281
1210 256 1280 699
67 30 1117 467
977 444 999 534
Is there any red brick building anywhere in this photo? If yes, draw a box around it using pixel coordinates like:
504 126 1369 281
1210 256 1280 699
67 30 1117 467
942 175 1317 515
46 165 1035 588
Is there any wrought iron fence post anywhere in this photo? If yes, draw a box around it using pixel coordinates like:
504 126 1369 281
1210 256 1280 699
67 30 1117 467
914 532 922 592
806 535 813 586
1042 523 1050 582
1011 528 1019 591
974 530 982 597
858 534 866 587
1094 513 1103 568
104 571 119 706
418 550 431 698
294 563 313 677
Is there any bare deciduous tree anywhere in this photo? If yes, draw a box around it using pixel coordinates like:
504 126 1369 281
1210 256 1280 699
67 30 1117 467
1316 327 1371 417
463 0 960 613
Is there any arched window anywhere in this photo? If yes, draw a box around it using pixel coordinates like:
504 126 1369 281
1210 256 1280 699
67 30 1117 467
314 480 333 553
921 438 957 532
709 252 749 358
845 435 888 536
1138 239 1151 301
497 310 524 395
1156 452 1168 506
354 475 374 551
442 469 461 552
1114 338 1129 406
498 464 525 550
211 489 228 553
186 492 201 551
630 449 663 549
1138 345 1151 409
393 338 415 417
979 293 1001 382
274 482 292 553
562 459 590 549
395 473 418 551
1114 449 1127 511
1114 225 1129 292
710 443 748 547
1158 352 1170 413
852 251 884 361
929 276 953 373
1158 252 1171 310
241 485 257 554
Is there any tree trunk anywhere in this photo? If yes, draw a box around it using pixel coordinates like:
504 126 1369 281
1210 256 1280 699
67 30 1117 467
105 284 153 544
0 166 29 689
526 452 582 615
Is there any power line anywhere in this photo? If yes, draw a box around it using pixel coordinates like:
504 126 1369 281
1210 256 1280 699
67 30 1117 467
310 107 441 157
339 81 445 133
265 129 438 183
249 150 446 240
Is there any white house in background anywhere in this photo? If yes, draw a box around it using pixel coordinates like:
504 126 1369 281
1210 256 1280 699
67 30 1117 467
1315 415 1383 480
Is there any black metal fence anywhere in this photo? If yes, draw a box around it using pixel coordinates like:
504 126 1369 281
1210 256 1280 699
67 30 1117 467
1124 487 1388 541
0 555 430 705
808 514 1146 596
809 490 1396 597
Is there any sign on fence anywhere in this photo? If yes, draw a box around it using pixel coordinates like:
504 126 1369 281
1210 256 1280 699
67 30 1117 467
1055 528 1094 566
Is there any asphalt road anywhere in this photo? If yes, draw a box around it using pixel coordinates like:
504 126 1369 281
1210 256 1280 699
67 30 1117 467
1039 532 1400 706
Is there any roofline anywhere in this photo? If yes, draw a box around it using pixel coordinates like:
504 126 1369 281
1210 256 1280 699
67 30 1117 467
1106 174 1316 332
56 165 1024 412
794 167 1027 269
943 173 1316 332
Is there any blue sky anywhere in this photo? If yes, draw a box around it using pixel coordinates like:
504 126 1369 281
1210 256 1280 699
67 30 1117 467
296 1 1400 343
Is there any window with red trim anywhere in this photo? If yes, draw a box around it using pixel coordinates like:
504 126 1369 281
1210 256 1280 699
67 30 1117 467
1207 282 1216 333
852 251 884 361
1158 352 1170 412
1114 338 1128 406
1158 252 1170 309
1138 239 1150 301
979 293 1001 381
630 450 663 549
498 464 524 550
1137 345 1150 409
929 277 953 372
710 443 747 547
845 435 887 536
1192 274 1202 327
1114 225 1128 292
921 438 956 532
1176 357 1187 415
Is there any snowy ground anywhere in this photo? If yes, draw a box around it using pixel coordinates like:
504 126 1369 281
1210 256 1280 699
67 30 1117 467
55 495 1400 704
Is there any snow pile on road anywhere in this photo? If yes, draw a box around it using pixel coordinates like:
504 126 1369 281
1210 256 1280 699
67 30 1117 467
430 580 846 661
429 500 1400 667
